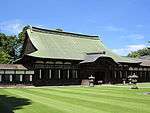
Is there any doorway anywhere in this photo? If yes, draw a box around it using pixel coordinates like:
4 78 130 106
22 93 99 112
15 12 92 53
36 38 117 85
94 71 106 84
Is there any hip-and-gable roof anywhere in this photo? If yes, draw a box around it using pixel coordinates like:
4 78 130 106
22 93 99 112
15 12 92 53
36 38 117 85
23 26 140 64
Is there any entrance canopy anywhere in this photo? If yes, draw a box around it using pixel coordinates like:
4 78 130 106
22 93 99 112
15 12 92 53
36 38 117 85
80 53 118 65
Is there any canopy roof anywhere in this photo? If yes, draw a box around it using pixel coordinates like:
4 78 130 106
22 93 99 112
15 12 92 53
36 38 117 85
137 56 150 67
140 55 150 60
80 53 116 64
25 26 140 63
0 64 27 70
140 59 150 67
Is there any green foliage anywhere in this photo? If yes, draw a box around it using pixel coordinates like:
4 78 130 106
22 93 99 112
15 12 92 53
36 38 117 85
0 49 11 64
0 33 18 63
0 26 28 63
128 48 150 58
18 25 30 56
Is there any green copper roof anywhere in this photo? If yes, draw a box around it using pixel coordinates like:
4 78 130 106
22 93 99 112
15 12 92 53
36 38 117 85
26 26 139 63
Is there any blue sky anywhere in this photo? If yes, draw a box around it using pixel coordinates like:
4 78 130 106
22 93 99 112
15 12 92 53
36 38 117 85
0 0 149 56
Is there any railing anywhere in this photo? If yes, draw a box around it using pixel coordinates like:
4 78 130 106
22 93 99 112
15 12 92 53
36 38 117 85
34 64 79 69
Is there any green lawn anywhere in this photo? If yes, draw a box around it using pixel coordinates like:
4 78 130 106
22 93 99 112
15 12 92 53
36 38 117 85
0 84 150 113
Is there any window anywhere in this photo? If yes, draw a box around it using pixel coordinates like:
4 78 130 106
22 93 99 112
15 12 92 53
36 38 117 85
10 75 12 82
49 69 51 79
39 69 42 79
20 75 23 82
0 75 2 82
30 75 33 81
72 70 78 79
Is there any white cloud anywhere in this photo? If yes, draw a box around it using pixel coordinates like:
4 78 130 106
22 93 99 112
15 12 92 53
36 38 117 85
0 20 24 35
112 44 146 56
104 26 124 32
136 24 144 28
121 34 144 40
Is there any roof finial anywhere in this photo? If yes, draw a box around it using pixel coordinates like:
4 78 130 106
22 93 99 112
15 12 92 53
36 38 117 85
55 28 63 32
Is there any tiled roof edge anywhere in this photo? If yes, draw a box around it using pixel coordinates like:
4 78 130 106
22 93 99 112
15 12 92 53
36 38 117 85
28 26 100 40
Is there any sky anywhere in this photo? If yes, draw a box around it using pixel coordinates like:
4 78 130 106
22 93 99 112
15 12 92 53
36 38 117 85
0 0 150 56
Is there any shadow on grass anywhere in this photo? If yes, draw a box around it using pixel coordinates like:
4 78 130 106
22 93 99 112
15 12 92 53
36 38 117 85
0 95 31 113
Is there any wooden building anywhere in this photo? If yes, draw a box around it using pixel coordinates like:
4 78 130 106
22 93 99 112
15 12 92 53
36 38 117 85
0 26 150 85
0 64 34 85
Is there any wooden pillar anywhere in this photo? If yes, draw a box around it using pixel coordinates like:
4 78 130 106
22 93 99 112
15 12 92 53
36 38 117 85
149 71 150 81
67 69 69 79
140 71 143 79
39 69 42 79
140 71 142 77
105 70 110 84
58 70 61 79
114 71 116 79
20 75 23 82
136 71 139 77
130 71 132 75
125 71 128 78
49 69 51 79
145 71 147 81
75 70 78 79
120 71 122 78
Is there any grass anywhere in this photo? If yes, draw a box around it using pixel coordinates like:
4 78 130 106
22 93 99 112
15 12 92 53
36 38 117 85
0 83 150 113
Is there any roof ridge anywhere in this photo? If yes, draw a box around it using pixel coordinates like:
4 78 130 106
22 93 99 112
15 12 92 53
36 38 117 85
28 26 100 40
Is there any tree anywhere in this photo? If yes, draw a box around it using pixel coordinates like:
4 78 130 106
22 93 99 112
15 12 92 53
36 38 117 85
0 26 29 63
0 33 18 61
128 47 150 58
148 41 150 48
17 25 30 57
0 50 11 64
